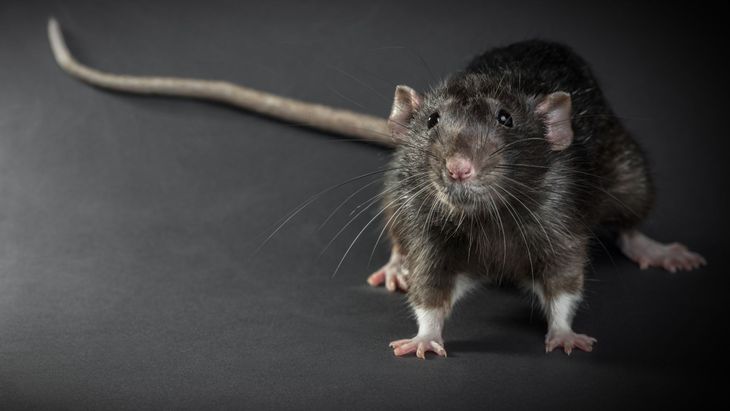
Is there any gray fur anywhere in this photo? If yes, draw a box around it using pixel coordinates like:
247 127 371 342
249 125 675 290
382 41 653 323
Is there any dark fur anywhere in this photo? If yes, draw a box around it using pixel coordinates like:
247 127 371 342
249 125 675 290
382 40 653 311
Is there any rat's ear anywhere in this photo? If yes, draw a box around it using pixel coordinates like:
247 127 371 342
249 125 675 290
536 91 573 151
388 85 422 140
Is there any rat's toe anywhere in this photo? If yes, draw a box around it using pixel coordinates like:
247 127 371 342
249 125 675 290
367 270 386 287
392 341 418 356
430 341 447 357
389 339 410 348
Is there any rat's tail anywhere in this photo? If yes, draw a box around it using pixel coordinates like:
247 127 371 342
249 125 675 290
47 18 395 147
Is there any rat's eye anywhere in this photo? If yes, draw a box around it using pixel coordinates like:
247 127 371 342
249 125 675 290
497 109 513 128
427 112 440 129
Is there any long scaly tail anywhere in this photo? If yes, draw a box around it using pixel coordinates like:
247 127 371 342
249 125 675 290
47 18 395 147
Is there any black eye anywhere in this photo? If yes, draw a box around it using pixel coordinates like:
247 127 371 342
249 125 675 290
427 112 440 129
497 109 513 128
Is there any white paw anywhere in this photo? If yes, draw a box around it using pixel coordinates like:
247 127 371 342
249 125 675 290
545 330 597 355
390 335 447 359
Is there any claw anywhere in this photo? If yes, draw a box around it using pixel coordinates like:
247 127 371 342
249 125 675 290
416 343 426 359
430 341 446 356
389 339 411 349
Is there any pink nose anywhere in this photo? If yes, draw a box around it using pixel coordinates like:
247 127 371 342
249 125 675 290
446 156 475 181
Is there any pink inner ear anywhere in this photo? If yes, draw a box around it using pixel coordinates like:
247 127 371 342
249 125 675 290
388 85 422 140
536 92 573 151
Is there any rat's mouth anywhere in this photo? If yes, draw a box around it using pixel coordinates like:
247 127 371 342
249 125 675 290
433 179 488 212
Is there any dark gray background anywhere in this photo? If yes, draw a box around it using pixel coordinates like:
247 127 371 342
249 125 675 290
1 0 727 409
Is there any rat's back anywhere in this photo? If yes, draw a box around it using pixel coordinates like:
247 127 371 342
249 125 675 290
465 40 601 98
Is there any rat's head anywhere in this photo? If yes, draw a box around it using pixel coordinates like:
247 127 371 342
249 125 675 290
388 73 573 214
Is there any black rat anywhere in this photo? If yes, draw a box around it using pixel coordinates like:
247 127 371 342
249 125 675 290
47 18 706 358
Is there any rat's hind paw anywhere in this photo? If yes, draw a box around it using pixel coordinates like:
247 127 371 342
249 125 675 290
390 336 447 359
545 331 597 355
367 249 409 292
618 230 707 272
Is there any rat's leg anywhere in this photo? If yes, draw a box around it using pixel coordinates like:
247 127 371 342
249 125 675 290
590 125 706 272
618 229 706 272
367 244 409 292
596 130 705 272
533 262 596 354
390 274 477 359
541 292 596 354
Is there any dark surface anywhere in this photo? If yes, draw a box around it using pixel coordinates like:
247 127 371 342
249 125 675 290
1 0 727 409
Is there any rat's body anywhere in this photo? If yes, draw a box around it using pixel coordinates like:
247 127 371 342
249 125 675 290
372 41 670 357
48 19 705 358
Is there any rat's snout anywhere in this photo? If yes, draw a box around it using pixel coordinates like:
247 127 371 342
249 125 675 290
446 156 475 182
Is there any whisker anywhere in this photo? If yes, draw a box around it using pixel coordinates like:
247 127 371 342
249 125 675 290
318 177 383 230
327 84 370 111
491 169 617 267
492 182 556 256
488 137 548 159
332 182 433 277
367 186 424 267
252 167 397 256
486 191 508 282
328 64 390 102
490 186 535 288
348 171 427 216
321 175 430 258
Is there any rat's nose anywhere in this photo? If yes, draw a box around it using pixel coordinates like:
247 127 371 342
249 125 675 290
446 156 475 182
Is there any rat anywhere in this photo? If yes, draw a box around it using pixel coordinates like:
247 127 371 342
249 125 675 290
47 18 706 358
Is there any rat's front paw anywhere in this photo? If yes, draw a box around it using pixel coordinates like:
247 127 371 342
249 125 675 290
368 261 409 292
390 335 447 359
545 330 597 355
